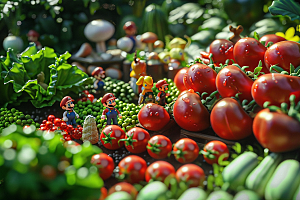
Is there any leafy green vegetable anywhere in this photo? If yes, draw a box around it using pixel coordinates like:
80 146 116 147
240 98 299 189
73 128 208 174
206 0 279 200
268 0 300 21
0 44 93 108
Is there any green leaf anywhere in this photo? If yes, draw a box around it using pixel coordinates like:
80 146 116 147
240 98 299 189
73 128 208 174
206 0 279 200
253 32 260 40
268 0 300 21
254 67 262 74
89 1 100 15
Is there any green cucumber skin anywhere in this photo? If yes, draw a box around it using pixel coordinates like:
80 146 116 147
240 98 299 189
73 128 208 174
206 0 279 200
178 187 207 200
136 181 168 200
104 191 133 200
265 159 300 200
222 152 259 190
293 184 300 200
233 190 262 200
245 153 282 197
206 190 233 200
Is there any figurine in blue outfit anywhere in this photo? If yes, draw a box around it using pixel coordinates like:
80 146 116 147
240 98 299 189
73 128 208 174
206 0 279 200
101 93 122 125
60 96 79 128
92 67 105 92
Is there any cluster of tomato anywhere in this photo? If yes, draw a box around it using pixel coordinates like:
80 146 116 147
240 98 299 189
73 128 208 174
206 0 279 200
38 115 83 141
173 33 300 153
77 90 95 102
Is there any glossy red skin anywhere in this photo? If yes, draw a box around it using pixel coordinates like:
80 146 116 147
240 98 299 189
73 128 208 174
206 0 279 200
174 67 188 92
124 127 150 154
253 108 300 152
173 138 199 163
176 164 205 188
47 115 55 122
233 37 269 74
145 161 176 182
147 135 172 159
203 141 229 165
209 39 235 66
45 121 53 129
259 34 286 46
216 65 254 103
264 41 300 73
71 128 82 140
100 125 125 150
173 89 210 132
183 63 217 99
108 182 138 199
251 73 300 107
91 153 114 180
53 118 61 127
138 103 170 131
99 187 108 200
210 98 253 140
118 155 147 184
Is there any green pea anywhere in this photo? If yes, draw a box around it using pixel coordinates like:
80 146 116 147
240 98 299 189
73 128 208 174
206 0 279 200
82 111 87 115
27 119 33 124
136 120 139 124
9 117 14 122
36 123 40 128
93 112 98 116
126 126 131 131
87 109 92 114
131 120 136 124
100 119 105 123
122 123 127 128
5 122 10 127
10 108 16 113
16 119 22 124
97 124 102 128
132 115 137 120
25 115 31 119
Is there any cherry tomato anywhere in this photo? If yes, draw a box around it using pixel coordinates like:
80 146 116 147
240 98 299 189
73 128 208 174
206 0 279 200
71 129 82 140
209 39 235 66
51 126 58 132
91 153 114 180
202 141 229 165
173 89 210 132
210 98 253 140
100 125 125 150
118 155 147 184
45 121 53 130
138 103 170 131
216 65 254 103
259 34 286 46
176 164 205 188
174 67 188 92
66 125 73 133
60 122 67 130
107 182 138 199
47 115 55 122
145 161 175 182
42 120 47 124
147 135 172 159
173 138 199 163
63 134 72 141
54 118 61 127
264 41 300 73
121 127 150 154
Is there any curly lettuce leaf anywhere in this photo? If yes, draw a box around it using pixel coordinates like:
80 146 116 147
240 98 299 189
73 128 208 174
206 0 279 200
268 0 300 21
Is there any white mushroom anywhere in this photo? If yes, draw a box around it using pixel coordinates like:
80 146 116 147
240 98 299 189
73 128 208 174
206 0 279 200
84 19 115 53
117 37 133 53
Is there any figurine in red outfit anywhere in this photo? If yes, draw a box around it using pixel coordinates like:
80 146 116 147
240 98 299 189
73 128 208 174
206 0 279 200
101 93 122 125
123 21 137 53
27 30 42 49
92 67 105 92
155 80 170 106
60 96 79 128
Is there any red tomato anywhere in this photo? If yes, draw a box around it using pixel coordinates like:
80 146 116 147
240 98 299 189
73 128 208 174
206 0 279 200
71 129 82 140
216 65 254 103
251 73 300 107
138 103 170 131
210 98 253 140
121 127 150 154
54 118 61 127
91 153 114 180
264 41 300 73
51 126 58 132
108 182 138 199
47 115 55 122
253 108 300 152
259 34 286 46
118 155 147 184
145 161 176 182
202 141 229 165
176 164 205 188
173 138 199 163
66 125 74 133
183 63 217 99
63 134 72 141
233 37 269 74
45 121 53 130
99 187 108 200
100 125 125 150
147 135 172 159
42 120 47 124
60 122 67 130
173 89 210 132
209 39 235 66
174 67 188 92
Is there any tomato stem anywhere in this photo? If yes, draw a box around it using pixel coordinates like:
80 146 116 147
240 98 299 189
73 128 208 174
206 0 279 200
118 133 137 149
146 142 162 153
101 131 116 146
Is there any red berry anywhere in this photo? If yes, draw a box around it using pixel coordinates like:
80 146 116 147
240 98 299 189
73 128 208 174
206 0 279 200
83 90 89 94
45 121 53 129
54 118 61 127
64 134 72 141
47 115 55 122
60 122 67 130
51 126 58 131
66 125 74 133
42 120 47 124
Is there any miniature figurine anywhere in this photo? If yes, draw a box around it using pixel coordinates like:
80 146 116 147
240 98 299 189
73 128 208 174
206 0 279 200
155 80 170 106
130 52 147 94
27 30 42 49
92 67 106 92
229 25 243 44
101 93 122 125
60 96 79 128
136 76 154 105
123 21 137 53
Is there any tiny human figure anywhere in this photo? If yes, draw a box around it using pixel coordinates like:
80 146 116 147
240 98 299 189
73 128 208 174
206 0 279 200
60 96 79 128
92 67 106 92
136 76 154 105
123 21 137 53
27 30 42 49
155 80 170 106
101 93 122 125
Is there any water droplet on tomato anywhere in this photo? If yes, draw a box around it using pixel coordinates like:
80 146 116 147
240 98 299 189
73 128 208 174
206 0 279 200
225 71 231 76
184 116 187 119
155 112 159 116
149 112 153 116
232 79 235 82
197 71 200 74
228 85 231 88
290 79 293 82
199 81 202 84
192 67 195 71
193 102 196 105
262 79 267 84
189 77 194 85
275 80 278 83
245 50 249 54
193 124 197 126
277 52 280 55
207 70 211 73
223 79 227 86
190 109 193 112
182 97 190 103
276 47 279 50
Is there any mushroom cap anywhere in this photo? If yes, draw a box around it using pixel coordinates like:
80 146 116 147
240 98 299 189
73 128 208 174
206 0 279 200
148 52 159 60
154 40 164 48
84 19 115 42
27 30 39 37
141 32 158 43
117 37 133 52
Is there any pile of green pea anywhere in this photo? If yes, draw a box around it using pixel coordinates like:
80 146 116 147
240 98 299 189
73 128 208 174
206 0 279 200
74 99 142 133
0 107 38 133
152 78 180 104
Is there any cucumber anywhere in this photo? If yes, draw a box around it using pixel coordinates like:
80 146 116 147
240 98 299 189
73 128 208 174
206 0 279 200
222 152 259 190
245 153 282 197
104 191 133 200
178 187 207 200
265 159 300 200
293 183 300 200
233 190 261 200
206 190 233 200
136 181 168 200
